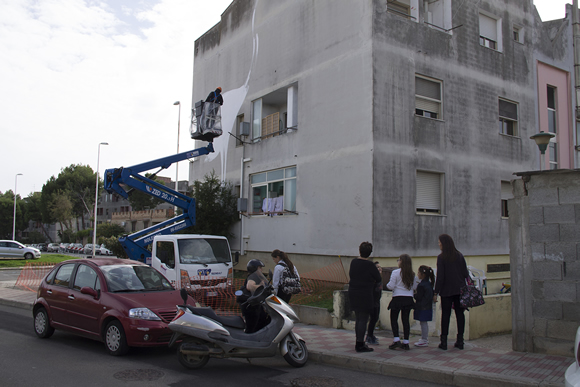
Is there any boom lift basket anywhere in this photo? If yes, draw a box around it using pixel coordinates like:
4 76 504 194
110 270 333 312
191 100 222 142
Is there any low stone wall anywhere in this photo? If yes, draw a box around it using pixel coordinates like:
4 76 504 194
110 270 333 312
333 290 511 341
292 304 333 328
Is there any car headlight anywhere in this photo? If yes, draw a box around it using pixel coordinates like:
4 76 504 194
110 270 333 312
129 308 162 321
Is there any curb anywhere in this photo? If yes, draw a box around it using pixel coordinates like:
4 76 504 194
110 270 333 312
308 351 562 387
0 298 33 310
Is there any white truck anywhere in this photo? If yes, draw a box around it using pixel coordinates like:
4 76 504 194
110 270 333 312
150 234 235 295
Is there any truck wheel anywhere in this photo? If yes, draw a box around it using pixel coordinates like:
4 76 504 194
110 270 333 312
177 343 210 369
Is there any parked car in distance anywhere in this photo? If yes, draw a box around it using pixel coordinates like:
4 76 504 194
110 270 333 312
47 243 60 253
0 240 41 259
98 244 113 256
37 243 48 252
32 258 191 356
83 244 94 255
566 326 580 387
58 243 68 253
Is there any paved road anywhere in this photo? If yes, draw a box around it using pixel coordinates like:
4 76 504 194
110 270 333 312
0 304 444 387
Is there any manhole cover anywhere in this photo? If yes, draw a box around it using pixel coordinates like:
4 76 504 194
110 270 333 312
113 369 164 381
290 376 344 387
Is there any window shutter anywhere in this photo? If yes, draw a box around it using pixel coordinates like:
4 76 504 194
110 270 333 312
416 171 441 211
416 97 440 114
499 100 517 120
479 13 497 41
416 77 440 100
501 181 513 200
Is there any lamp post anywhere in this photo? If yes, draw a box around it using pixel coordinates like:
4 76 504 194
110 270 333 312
530 131 556 170
12 173 22 240
92 142 108 257
173 101 181 215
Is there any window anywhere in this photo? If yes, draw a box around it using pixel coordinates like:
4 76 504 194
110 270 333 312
424 0 451 32
54 264 75 287
499 98 519 136
73 265 99 291
479 12 501 51
547 86 558 169
387 0 419 21
155 241 175 269
251 84 298 142
250 167 297 215
415 75 442 119
513 25 523 44
501 181 512 218
416 171 443 214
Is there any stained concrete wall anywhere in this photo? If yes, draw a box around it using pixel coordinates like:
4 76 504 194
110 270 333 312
510 170 580 357
189 1 575 276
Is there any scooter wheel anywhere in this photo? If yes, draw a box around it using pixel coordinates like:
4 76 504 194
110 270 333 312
177 344 210 370
283 338 308 368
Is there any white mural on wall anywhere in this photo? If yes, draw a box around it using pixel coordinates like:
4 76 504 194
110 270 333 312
204 2 259 181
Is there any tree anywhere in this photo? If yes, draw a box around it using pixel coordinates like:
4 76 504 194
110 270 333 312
0 190 24 240
127 173 165 211
41 164 97 231
23 192 52 242
189 171 238 237
97 223 126 239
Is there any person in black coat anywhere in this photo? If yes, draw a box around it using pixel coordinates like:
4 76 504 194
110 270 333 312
348 242 382 353
205 87 224 105
433 234 470 350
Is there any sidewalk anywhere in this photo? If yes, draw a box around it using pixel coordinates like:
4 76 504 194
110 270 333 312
0 283 569 387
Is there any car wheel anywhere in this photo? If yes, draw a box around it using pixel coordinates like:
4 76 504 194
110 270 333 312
24 252 34 260
177 342 210 369
104 320 129 356
34 307 55 339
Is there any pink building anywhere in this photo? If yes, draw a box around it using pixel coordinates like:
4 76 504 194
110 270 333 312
536 62 574 170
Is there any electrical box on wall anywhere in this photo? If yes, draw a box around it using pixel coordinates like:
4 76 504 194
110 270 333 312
237 198 248 212
240 122 250 137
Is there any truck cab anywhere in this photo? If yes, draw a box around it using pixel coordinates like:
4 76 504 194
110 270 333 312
151 234 233 295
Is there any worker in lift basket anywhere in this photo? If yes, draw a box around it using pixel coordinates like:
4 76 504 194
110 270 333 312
204 87 223 131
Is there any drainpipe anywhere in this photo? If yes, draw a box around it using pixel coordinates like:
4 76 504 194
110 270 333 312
574 0 580 165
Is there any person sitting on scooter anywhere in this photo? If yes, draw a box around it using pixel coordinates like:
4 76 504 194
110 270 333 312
241 259 270 333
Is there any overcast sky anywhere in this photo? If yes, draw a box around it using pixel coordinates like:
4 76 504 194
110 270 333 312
0 0 571 197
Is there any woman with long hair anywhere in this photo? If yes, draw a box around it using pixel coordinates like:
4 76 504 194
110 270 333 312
271 249 300 303
434 234 470 350
387 254 417 350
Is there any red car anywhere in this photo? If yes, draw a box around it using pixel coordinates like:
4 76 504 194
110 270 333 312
33 258 191 356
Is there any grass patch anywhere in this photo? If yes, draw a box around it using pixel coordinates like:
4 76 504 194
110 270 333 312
0 254 77 268
301 296 334 312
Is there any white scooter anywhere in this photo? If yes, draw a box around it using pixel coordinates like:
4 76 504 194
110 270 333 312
168 286 308 369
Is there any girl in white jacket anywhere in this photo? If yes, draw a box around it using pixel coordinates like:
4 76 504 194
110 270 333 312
386 254 418 350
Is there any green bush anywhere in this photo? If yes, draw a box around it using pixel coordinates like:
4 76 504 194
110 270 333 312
101 236 127 258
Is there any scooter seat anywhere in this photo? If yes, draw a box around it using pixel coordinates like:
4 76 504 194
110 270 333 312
188 306 246 330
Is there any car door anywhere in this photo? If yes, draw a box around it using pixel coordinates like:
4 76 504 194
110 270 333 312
46 263 76 326
6 242 22 257
0 241 8 257
66 264 103 337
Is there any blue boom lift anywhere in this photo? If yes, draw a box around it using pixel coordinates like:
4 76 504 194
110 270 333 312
103 100 223 262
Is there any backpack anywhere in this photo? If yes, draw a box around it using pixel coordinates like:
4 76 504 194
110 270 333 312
279 263 301 295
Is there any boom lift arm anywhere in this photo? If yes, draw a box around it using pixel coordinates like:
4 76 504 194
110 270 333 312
103 143 214 262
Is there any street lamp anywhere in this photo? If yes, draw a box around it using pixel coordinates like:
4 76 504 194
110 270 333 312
12 173 22 240
92 142 108 257
530 131 556 170
174 101 181 215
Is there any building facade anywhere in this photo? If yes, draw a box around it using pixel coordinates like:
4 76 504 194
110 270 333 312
189 0 578 284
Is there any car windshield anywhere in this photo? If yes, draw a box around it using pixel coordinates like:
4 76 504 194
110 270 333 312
101 265 174 292
177 238 230 265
